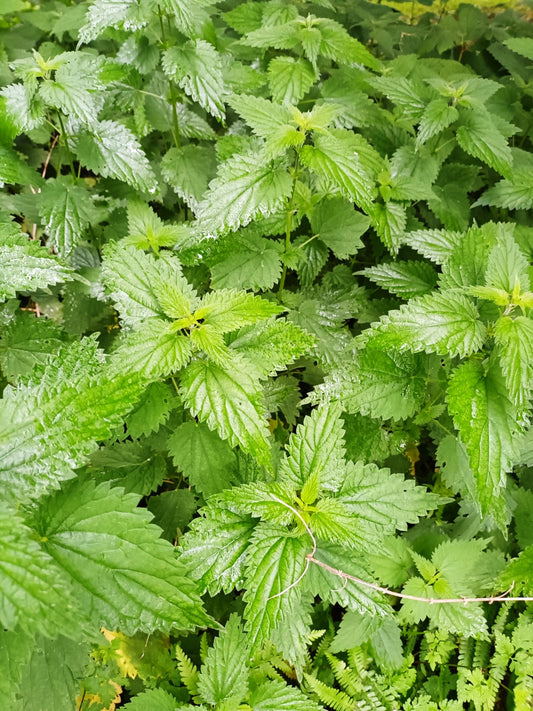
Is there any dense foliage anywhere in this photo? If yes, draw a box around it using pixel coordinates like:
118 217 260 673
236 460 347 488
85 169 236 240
1 0 533 709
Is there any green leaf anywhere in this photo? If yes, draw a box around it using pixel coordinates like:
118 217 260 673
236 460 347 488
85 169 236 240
360 261 438 299
369 201 407 255
268 56 316 105
300 133 376 213
306 542 389 616
180 357 271 466
161 0 213 37
485 231 530 294
243 523 309 649
110 318 192 377
123 688 182 711
31 478 210 634
337 461 442 540
126 381 177 439
401 228 463 265
476 173 533 210
197 614 249 706
0 225 73 301
249 679 324 710
230 318 315 377
504 37 533 60
228 94 293 141
79 0 150 42
210 232 283 291
196 152 293 235
39 177 96 257
0 504 77 636
494 316 533 409
279 402 345 491
447 358 522 517
367 291 486 358
310 198 369 259
147 489 197 542
179 504 255 595
11 635 91 711
0 338 145 499
316 344 427 421
456 110 513 177
91 440 167 496
0 145 40 188
497 546 533 597
76 120 157 192
162 40 226 120
196 289 282 333
0 312 67 383
161 145 217 212
417 98 458 144
372 76 427 121
167 421 237 497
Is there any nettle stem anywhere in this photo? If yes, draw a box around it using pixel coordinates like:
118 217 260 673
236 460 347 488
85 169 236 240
268 495 533 605
277 151 300 301
158 5 181 149
56 111 76 178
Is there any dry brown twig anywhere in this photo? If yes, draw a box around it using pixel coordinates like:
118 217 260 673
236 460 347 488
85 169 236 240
268 494 533 605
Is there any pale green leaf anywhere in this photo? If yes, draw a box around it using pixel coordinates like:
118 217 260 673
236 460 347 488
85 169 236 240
180 357 271 466
337 461 441 540
300 133 376 213
110 318 193 377
161 0 213 37
494 316 533 408
79 0 149 42
417 98 458 144
372 76 427 120
279 402 345 491
76 120 157 192
161 145 217 212
249 679 324 710
228 94 292 140
504 37 533 60
230 318 315 377
268 56 316 104
39 177 96 257
360 260 438 299
197 614 248 706
310 198 369 259
179 504 255 595
196 289 282 333
162 40 226 119
243 523 309 649
369 291 486 358
456 110 512 177
196 152 292 235
485 231 530 293
123 688 180 711
476 173 533 210
210 233 283 292
401 228 463 265
39 76 99 127
31 478 210 634
447 358 523 517
167 421 236 497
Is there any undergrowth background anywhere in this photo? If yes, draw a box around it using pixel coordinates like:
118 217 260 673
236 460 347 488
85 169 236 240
0 0 532 709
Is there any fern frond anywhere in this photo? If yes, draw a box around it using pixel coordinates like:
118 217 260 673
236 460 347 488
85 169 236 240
175 644 199 696
304 673 356 711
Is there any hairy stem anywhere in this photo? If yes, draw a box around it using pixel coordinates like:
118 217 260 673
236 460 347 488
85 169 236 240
56 111 76 178
277 151 300 302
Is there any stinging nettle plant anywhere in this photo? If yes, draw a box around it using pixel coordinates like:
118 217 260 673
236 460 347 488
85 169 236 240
0 0 532 709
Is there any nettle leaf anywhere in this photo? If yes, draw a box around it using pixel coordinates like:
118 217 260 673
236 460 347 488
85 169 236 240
249 679 324 711
210 232 283 291
0 224 73 301
126 381 177 439
76 120 157 192
456 109 513 178
369 201 407 255
196 289 282 333
243 523 309 649
31 478 210 634
39 177 96 257
417 98 459 144
306 542 389 617
300 132 377 213
485 230 530 294
230 318 315 377
123 688 181 711
196 152 292 235
79 0 150 42
0 338 145 499
337 461 442 541
367 291 486 358
0 504 77 636
197 614 249 707
401 228 463 265
162 40 226 120
180 357 272 466
447 358 523 518
279 402 346 492
179 504 255 595
360 261 438 299
310 198 369 260
503 36 533 60
167 421 237 497
314 344 428 421
161 0 214 38
0 145 40 188
268 56 316 105
494 316 533 408
497 546 533 597
161 145 217 212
